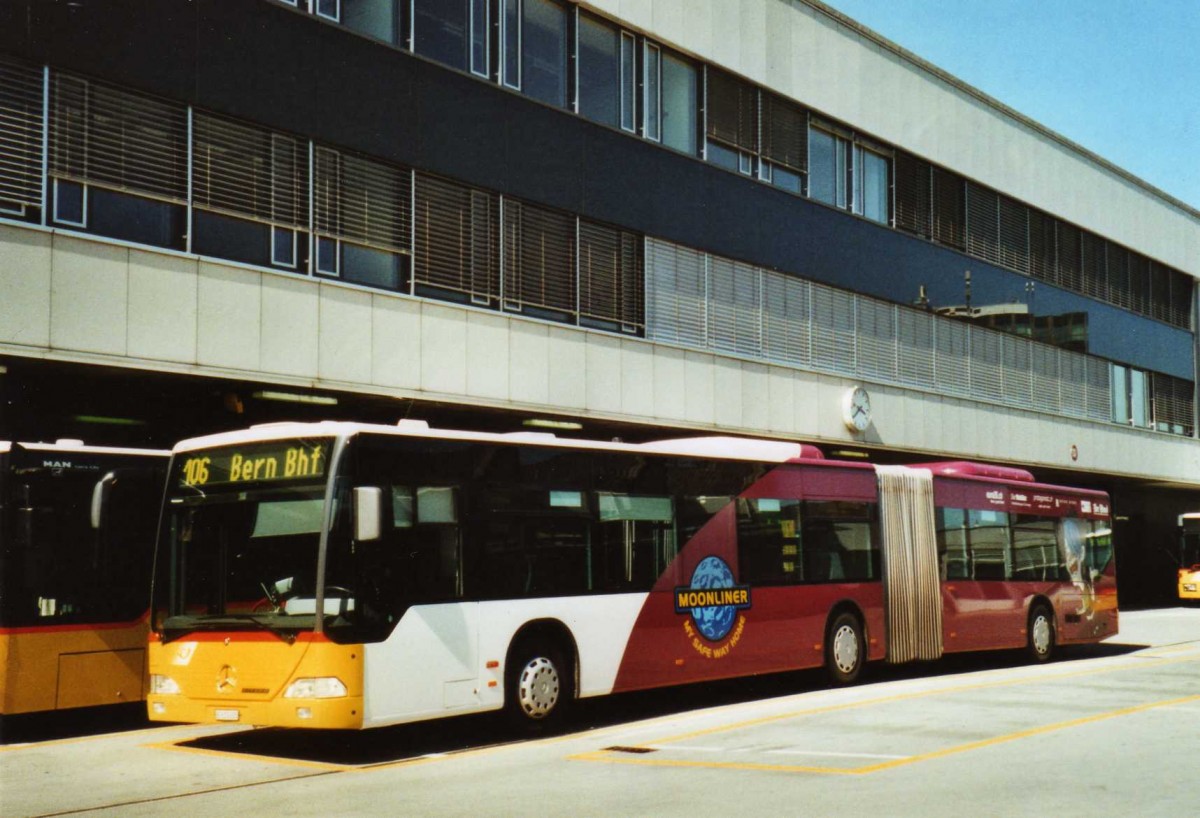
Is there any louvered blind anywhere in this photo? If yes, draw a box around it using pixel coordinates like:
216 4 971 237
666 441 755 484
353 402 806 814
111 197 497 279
857 299 897 381
931 166 964 250
1030 344 1060 413
705 68 757 153
645 237 707 347
1154 374 1195 434
1001 335 1032 407
1126 253 1148 315
1057 351 1086 418
1056 222 1083 292
934 319 970 397
50 73 187 202
894 151 931 238
708 257 761 357
998 194 1028 273
193 112 306 227
811 287 856 374
762 271 812 368
1079 231 1106 301
1084 357 1110 421
1028 209 1056 284
970 329 1004 403
413 172 498 302
0 59 44 211
503 198 576 316
898 308 935 388
314 146 410 253
965 182 1000 265
761 92 805 173
578 219 643 330
1169 270 1192 329
1105 242 1131 310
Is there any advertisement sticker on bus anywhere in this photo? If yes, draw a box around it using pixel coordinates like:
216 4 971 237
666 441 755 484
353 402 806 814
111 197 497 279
674 556 751 659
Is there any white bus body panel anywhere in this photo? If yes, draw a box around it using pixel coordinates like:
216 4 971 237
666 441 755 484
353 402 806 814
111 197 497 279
360 594 648 728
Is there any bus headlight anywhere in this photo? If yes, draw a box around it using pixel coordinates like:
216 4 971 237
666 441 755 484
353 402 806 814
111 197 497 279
150 674 181 695
283 677 347 699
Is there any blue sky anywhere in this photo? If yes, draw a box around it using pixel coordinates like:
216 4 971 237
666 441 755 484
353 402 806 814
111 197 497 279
817 0 1200 211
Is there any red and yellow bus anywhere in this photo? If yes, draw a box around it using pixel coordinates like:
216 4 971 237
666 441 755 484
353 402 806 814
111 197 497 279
146 421 1116 730
0 441 168 719
1179 513 1200 603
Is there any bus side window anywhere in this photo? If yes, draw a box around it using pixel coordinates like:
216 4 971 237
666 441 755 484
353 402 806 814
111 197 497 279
594 493 674 591
938 507 969 580
736 498 802 585
968 509 1010 580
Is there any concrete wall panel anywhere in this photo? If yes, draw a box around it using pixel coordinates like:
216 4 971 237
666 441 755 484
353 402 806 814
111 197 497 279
0 226 52 348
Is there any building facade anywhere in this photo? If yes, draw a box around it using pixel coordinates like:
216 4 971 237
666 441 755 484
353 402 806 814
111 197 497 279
1 0 1197 603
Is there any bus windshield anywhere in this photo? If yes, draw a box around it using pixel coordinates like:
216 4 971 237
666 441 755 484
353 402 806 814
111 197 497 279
153 438 346 641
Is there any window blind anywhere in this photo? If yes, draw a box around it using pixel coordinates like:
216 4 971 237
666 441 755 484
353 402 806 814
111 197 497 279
314 146 410 253
761 92 806 173
931 166 964 250
0 59 44 211
50 72 187 202
412 171 499 302
193 112 306 227
705 68 757 153
578 219 643 331
503 198 576 316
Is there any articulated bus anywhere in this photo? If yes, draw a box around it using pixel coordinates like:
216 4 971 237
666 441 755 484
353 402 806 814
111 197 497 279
0 441 168 719
1180 513 1200 602
146 421 1116 730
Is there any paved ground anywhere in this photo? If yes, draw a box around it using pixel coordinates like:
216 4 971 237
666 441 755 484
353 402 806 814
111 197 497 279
2 607 1198 817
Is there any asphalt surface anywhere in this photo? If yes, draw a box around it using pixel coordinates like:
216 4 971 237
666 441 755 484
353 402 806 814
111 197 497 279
2 607 1197 817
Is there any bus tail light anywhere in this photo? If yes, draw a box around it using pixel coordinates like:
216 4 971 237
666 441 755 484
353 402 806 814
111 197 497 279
149 674 181 695
283 677 348 699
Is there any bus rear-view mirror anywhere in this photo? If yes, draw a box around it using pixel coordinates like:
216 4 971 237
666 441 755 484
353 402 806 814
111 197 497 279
354 486 382 542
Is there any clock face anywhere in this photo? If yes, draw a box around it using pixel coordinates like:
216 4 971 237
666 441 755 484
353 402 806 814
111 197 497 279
842 387 872 432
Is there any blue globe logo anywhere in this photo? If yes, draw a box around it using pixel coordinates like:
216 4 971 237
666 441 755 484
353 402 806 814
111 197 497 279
690 556 738 641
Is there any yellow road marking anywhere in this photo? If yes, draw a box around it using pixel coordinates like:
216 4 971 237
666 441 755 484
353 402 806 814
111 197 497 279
570 652 1200 774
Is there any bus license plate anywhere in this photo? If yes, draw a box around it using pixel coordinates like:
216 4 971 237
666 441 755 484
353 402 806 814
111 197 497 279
214 709 241 722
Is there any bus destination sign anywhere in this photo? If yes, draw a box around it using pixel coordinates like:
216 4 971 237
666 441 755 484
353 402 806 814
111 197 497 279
179 440 329 487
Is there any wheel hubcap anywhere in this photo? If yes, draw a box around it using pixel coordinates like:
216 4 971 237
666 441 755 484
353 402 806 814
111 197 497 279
1032 615 1051 655
832 624 859 674
517 657 560 719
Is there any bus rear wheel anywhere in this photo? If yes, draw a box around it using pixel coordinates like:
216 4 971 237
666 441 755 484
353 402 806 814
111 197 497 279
506 640 572 731
825 611 864 685
1027 603 1056 663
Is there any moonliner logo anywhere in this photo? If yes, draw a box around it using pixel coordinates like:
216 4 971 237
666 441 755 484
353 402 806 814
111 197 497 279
674 556 751 643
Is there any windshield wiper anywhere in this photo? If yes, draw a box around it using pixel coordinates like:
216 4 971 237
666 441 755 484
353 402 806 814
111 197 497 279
161 613 299 644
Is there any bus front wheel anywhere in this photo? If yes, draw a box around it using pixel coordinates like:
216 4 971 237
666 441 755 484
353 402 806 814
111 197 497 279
505 640 573 731
825 611 864 685
1027 603 1056 663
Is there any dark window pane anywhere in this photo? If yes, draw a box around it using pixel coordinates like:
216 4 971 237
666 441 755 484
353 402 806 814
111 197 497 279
577 14 620 127
343 0 397 43
808 128 837 206
343 242 405 291
53 180 85 225
88 187 184 249
470 0 488 75
193 209 272 268
522 0 568 107
502 0 520 88
315 235 337 273
414 0 468 72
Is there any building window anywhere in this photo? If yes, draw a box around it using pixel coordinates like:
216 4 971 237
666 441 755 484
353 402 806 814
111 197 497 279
643 43 661 142
660 50 697 155
315 0 339 22
341 0 398 43
413 172 499 306
413 0 485 74
854 145 889 224
577 13 633 131
706 67 757 174
1111 363 1150 428
191 113 308 272
501 0 520 89
761 92 807 194
313 145 411 291
48 72 187 249
578 219 643 334
502 197 576 321
0 58 44 223
520 0 568 107
808 126 848 208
